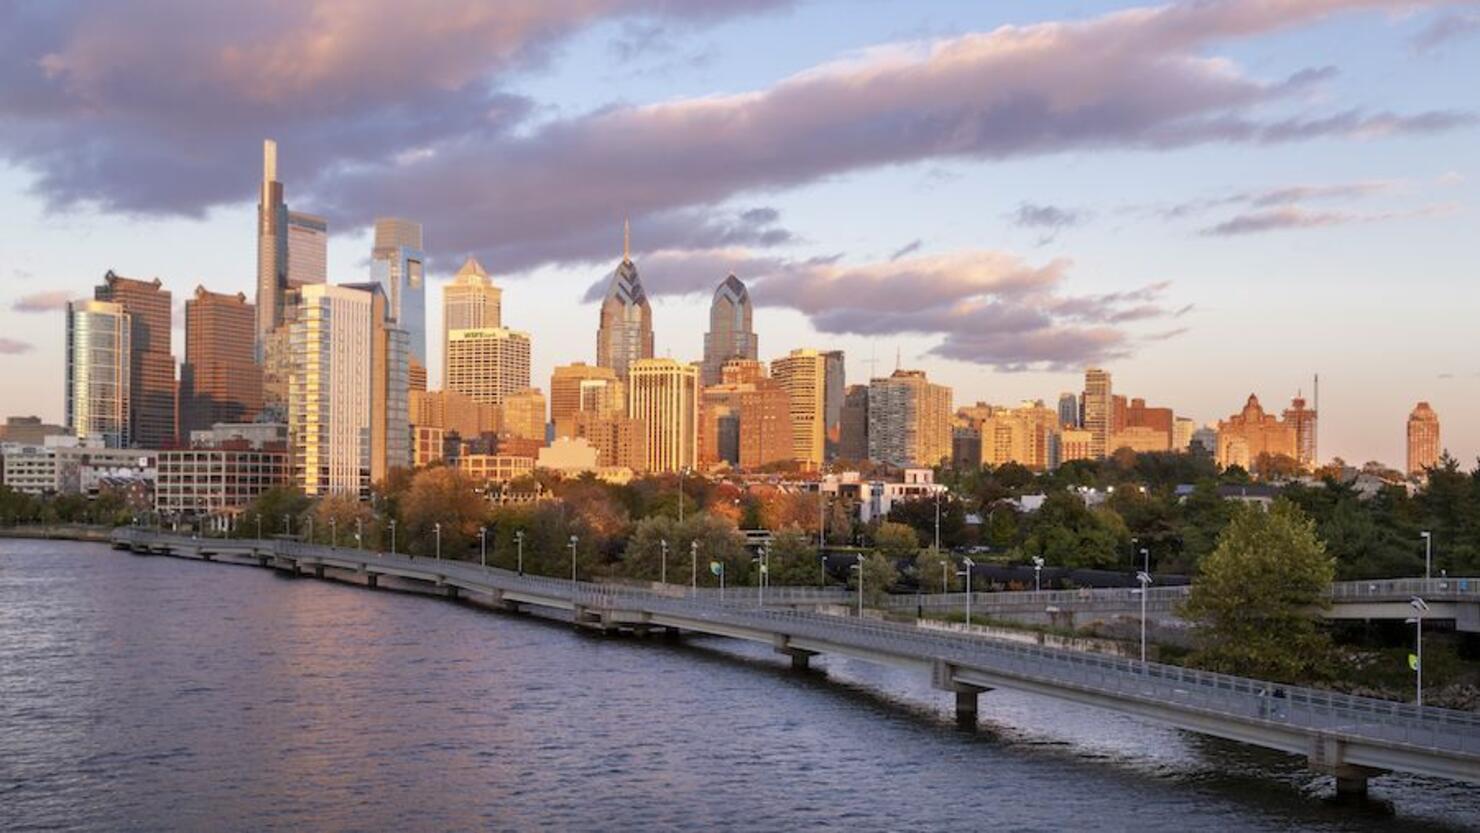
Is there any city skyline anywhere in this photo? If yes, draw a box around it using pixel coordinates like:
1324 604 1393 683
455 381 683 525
1 1 1478 466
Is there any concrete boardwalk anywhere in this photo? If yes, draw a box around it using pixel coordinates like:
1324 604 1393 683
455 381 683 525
111 528 1480 797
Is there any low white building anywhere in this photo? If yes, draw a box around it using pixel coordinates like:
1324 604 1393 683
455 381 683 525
2 436 156 495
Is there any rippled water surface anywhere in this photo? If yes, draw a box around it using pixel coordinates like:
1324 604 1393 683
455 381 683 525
2 540 1477 832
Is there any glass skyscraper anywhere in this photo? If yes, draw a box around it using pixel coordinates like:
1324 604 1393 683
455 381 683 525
66 300 132 448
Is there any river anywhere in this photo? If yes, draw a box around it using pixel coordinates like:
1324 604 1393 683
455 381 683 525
2 539 1477 832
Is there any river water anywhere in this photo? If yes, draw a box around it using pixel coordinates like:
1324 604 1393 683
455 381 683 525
1 540 1477 832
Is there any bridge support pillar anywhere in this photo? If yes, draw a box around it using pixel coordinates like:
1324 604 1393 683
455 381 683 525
366 573 379 589
773 635 819 670
1310 737 1383 802
445 585 460 601
1333 767 1369 802
932 659 990 728
313 564 325 579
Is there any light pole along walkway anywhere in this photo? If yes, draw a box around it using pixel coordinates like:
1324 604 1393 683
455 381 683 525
111 528 1480 799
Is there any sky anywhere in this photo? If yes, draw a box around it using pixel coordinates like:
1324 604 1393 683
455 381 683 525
0 0 1477 467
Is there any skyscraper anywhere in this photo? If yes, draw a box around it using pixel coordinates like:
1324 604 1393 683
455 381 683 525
1283 394 1318 469
290 284 383 496
445 328 532 406
839 385 870 461
596 222 653 379
256 139 287 348
770 348 830 469
700 274 757 387
180 287 261 435
550 363 623 436
627 358 698 473
94 271 174 448
286 212 327 288
443 257 502 387
1082 368 1112 459
1057 392 1078 428
502 388 548 442
371 217 427 381
697 359 789 469
1407 402 1441 476
822 349 845 460
867 369 953 468
65 300 131 447
1215 395 1296 471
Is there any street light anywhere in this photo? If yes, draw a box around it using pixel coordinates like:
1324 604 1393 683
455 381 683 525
819 554 827 588
1411 596 1429 706
660 539 668 585
1130 536 1138 571
1137 570 1154 665
851 554 865 617
434 522 441 561
479 526 488 568
1420 531 1432 580
330 518 337 549
569 535 579 583
283 514 290 537
753 548 769 607
388 519 397 556
356 517 363 550
958 557 975 625
256 514 263 541
942 561 949 596
1032 556 1045 592
678 467 687 524
934 488 942 552
1140 547 1150 575
691 540 699 595
515 530 525 575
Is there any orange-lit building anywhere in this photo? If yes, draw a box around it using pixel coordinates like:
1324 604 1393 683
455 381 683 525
1406 402 1441 476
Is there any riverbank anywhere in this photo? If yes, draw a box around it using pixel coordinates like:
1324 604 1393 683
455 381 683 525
0 524 113 542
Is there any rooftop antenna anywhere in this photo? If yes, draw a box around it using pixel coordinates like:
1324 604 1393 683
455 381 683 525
895 345 902 372
864 342 880 380
623 218 631 261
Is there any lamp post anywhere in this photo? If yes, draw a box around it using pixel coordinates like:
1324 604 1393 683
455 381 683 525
307 516 314 546
355 517 363 550
934 488 942 552
434 522 441 561
515 530 525 575
753 551 766 607
1411 596 1429 706
1130 536 1138 571
851 554 865 617
1140 547 1150 575
479 526 488 568
330 518 337 549
942 561 949 596
256 515 263 541
569 535 579 584
1420 531 1432 580
660 539 668 585
691 540 698 595
819 487 827 554
1137 570 1153 665
389 519 397 556
959 557 975 625
819 555 826 588
678 467 686 524
1032 556 1044 592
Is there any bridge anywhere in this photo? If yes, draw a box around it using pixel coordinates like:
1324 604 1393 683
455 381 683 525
886 578 1480 633
109 528 1480 798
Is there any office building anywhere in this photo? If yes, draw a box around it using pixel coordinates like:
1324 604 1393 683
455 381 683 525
628 358 698 473
698 360 789 469
370 217 427 380
445 327 532 406
156 423 289 519
595 222 653 378
568 411 647 471
1283 394 1318 469
867 369 953 468
409 389 501 438
1057 392 1079 428
180 287 261 436
1215 394 1297 470
550 363 623 436
978 401 1062 471
256 141 327 415
839 385 870 461
1172 417 1197 451
442 256 503 385
771 348 836 469
700 274 757 387
65 299 131 448
502 388 548 442
1407 402 1441 476
94 271 174 448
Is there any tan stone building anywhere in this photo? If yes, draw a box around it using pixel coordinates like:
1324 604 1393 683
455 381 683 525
550 363 624 437
628 358 699 473
1407 401 1441 476
1216 394 1297 470
867 369 953 468
445 327 531 407
698 359 791 470
409 388 501 438
1081 368 1113 459
1109 425 1171 455
501 388 547 443
770 348 829 469
978 401 1062 471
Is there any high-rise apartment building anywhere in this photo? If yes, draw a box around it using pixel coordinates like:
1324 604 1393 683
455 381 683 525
180 287 261 436
1407 402 1441 476
1283 394 1318 469
370 217 427 379
1057 392 1079 428
775 349 846 473
839 385 870 461
569 411 647 471
700 274 757 387
445 328 531 406
1082 368 1113 459
628 358 698 473
1215 394 1297 471
978 401 1062 471
442 256 502 385
1172 417 1197 451
290 284 408 496
698 360 789 469
65 300 131 448
595 223 653 379
867 369 953 468
550 363 623 436
94 271 174 448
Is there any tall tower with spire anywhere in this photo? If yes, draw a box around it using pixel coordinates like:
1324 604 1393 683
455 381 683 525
596 221 654 379
256 139 287 351
701 274 757 387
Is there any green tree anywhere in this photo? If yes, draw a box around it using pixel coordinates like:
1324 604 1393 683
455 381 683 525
237 487 311 539
873 521 920 560
848 551 900 606
915 547 958 593
1181 500 1334 684
398 466 488 558
619 511 746 585
766 525 821 586
307 493 379 548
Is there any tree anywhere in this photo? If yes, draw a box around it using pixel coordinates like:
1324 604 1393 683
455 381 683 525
766 525 821 586
873 521 919 560
849 551 900 606
237 487 310 539
307 493 378 548
886 494 967 548
619 511 746 585
1181 500 1334 684
398 466 488 558
915 547 958 593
